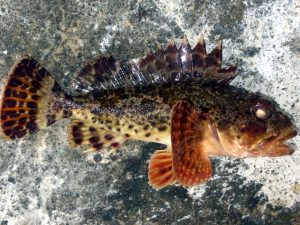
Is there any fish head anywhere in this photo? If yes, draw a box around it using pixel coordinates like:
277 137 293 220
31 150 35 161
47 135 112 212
215 92 297 157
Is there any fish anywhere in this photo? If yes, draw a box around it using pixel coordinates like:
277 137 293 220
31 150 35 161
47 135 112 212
0 35 297 189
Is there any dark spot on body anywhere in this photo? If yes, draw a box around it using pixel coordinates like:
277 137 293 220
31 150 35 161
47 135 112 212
8 78 22 87
206 56 218 67
72 126 80 133
125 133 130 138
3 120 16 127
18 92 27 99
202 106 209 113
15 68 25 77
89 127 96 132
63 110 72 118
4 88 11 97
14 127 26 137
39 68 47 77
74 137 83 145
29 59 37 68
111 142 119 148
158 126 167 131
27 102 37 109
21 83 29 89
4 99 17 107
4 128 12 136
145 132 151 137
37 74 46 83
93 143 103 150
1 114 7 120
72 129 83 138
89 136 99 143
31 95 40 100
128 124 134 129
18 117 27 124
31 80 41 89
5 110 19 118
21 58 29 65
159 168 167 174
46 118 54 126
27 110 36 115
104 134 113 140
29 87 37 93
151 121 157 127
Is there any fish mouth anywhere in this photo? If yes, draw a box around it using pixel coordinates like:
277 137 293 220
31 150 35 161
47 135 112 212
256 127 297 156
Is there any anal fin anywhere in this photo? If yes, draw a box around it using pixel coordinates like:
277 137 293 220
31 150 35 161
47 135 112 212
68 119 125 153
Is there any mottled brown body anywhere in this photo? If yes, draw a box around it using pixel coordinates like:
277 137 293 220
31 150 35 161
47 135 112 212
0 35 297 190
58 77 295 157
60 80 234 149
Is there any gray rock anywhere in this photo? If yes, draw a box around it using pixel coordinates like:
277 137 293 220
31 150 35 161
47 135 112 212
0 0 299 224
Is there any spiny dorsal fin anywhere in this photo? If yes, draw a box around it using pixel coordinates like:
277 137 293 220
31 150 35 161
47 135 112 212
71 34 237 95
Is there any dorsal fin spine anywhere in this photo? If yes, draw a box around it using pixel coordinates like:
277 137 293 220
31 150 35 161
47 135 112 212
71 34 238 95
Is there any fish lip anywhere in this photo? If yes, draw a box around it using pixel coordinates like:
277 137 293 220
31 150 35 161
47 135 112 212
277 128 297 154
275 127 297 142
258 127 297 155
262 127 297 144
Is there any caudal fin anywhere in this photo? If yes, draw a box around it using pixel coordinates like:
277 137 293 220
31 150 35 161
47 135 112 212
0 55 63 140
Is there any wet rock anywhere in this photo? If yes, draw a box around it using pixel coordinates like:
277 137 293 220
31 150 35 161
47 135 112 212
0 0 299 224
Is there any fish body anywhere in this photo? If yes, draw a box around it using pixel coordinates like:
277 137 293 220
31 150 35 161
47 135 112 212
0 35 297 189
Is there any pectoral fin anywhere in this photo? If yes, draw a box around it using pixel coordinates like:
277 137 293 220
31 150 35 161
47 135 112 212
171 101 212 187
148 149 176 189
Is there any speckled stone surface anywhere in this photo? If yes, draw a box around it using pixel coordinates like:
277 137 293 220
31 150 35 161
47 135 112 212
0 0 299 224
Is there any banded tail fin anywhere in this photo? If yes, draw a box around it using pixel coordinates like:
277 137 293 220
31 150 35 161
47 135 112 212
0 56 63 140
71 34 237 95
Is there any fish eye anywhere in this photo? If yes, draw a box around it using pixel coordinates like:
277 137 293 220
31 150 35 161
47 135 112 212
251 101 272 120
254 108 270 119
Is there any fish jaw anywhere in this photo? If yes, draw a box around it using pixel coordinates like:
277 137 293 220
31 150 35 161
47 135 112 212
250 126 297 157
215 125 297 158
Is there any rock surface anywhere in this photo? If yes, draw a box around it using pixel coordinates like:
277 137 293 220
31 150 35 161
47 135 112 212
0 0 299 224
